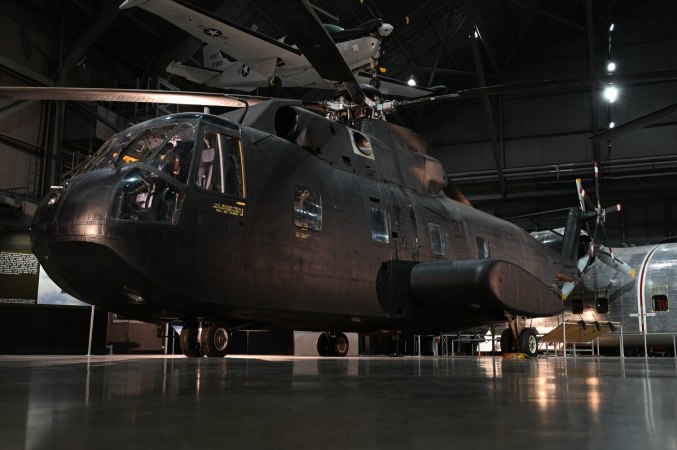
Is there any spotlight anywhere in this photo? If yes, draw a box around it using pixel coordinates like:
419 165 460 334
604 85 618 103
609 23 615 32
607 61 616 73
407 75 416 87
609 121 615 128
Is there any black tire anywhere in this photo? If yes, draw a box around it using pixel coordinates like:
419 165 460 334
331 332 349 357
316 332 331 356
201 322 231 357
518 327 539 358
369 77 381 89
500 328 516 354
179 323 200 357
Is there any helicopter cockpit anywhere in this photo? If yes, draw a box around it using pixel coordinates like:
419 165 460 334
64 113 244 227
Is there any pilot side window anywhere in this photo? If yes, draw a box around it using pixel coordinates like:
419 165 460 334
293 185 322 231
370 207 390 243
195 129 244 198
428 223 446 256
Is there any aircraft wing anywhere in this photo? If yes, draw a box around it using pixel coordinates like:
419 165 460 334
120 0 307 79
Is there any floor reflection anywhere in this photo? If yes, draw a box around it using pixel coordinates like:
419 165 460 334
0 356 676 449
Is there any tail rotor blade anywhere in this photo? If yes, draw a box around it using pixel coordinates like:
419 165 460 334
594 162 602 208
576 178 596 211
605 204 622 215
597 246 637 278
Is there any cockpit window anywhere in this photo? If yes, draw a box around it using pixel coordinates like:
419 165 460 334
121 124 177 163
154 123 197 184
75 120 198 175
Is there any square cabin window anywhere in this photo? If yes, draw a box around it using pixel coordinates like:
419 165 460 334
652 295 669 312
428 223 446 256
293 185 322 231
370 207 390 243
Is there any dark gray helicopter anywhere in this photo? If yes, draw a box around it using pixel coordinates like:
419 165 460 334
1 1 606 358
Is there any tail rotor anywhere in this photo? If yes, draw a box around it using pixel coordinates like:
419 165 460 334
575 162 635 279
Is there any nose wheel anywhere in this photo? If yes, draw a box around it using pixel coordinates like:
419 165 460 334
179 322 201 357
179 321 233 357
201 321 232 357
316 332 349 357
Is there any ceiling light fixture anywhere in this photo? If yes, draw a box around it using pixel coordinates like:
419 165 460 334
407 75 416 87
604 85 618 103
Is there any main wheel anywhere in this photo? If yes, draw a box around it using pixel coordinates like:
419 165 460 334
179 323 200 357
500 328 516 354
330 332 349 357
518 327 539 357
201 322 231 357
316 333 331 356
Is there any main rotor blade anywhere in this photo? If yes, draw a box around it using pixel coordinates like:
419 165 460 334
589 101 677 142
389 70 677 111
256 0 365 104
0 86 268 107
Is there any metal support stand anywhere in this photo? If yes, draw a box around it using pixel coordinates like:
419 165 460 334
87 305 95 356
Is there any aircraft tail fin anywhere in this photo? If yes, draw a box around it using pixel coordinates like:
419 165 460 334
203 45 226 71
558 207 589 299
166 61 219 84
560 207 583 267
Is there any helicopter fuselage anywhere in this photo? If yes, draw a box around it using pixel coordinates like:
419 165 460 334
31 101 565 335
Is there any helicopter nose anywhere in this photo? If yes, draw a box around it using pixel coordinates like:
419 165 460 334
32 173 112 246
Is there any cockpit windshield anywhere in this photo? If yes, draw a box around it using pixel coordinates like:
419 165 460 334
74 120 198 177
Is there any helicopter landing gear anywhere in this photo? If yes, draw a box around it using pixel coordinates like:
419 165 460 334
502 314 539 357
519 327 539 358
369 77 381 89
179 322 201 357
201 321 232 357
316 332 349 357
500 328 516 354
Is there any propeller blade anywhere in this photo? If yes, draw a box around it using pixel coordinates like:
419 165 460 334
593 162 601 208
596 246 637 279
575 178 596 211
561 281 577 300
589 101 677 142
257 0 364 104
561 254 592 300
604 204 622 215
0 86 268 107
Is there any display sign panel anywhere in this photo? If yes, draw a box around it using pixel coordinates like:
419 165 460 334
0 232 88 307
0 249 39 305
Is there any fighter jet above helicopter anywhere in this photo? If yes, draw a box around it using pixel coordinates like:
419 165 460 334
119 0 443 98
3 0 671 359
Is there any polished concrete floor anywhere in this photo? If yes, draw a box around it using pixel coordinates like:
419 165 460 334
2 355 677 450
